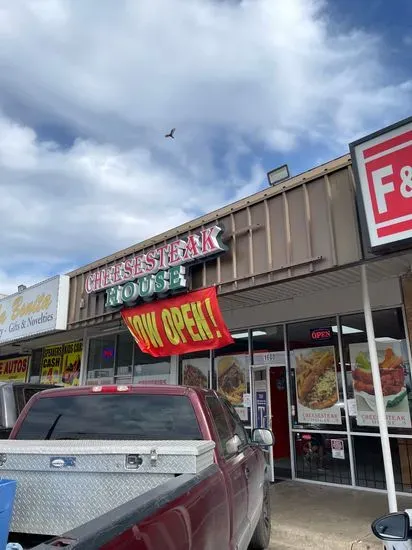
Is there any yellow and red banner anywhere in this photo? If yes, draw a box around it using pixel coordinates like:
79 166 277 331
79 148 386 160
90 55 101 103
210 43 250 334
40 341 82 385
121 287 233 357
0 355 30 382
40 344 63 384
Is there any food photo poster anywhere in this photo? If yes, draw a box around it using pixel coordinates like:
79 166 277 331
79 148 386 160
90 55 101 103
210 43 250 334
216 354 248 406
182 357 210 389
215 354 250 421
292 346 342 425
349 341 411 428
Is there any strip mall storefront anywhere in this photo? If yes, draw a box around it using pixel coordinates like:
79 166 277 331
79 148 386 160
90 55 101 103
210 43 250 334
65 117 412 494
0 275 84 386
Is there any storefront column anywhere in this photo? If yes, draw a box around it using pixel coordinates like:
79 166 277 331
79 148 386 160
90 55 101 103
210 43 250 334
283 324 296 480
361 264 397 512
336 315 356 486
401 275 412 491
79 329 89 386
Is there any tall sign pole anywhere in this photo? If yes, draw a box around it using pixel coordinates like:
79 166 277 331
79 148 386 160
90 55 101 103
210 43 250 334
361 264 397 513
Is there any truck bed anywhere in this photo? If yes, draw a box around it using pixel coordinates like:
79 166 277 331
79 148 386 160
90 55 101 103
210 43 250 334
10 464 224 550
0 439 215 536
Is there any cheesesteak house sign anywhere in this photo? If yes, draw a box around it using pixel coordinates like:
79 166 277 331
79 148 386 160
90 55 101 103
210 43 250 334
85 225 225 307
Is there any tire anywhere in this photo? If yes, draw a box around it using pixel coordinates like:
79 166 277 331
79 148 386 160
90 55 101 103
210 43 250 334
249 483 271 549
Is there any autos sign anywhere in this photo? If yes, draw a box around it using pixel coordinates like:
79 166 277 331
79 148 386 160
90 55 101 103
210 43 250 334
0 355 30 382
84 225 226 307
350 117 412 251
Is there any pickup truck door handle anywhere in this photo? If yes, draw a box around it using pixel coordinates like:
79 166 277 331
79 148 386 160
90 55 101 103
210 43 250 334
244 466 250 480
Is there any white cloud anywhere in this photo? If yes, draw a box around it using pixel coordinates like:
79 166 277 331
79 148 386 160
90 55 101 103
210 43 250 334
0 0 411 292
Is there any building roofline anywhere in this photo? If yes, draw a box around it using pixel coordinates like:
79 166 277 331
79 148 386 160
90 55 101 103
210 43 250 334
68 153 351 276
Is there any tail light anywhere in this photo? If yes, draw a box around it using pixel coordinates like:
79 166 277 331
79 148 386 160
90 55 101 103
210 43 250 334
92 385 131 393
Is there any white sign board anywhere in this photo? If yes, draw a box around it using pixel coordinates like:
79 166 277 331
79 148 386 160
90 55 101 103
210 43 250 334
243 393 252 408
252 351 286 366
331 439 345 460
0 275 70 344
347 398 358 417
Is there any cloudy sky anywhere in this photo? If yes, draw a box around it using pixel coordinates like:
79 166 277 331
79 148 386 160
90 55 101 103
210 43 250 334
1 0 412 294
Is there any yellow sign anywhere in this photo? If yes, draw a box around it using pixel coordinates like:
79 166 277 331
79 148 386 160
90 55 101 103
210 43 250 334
11 293 52 320
62 341 82 386
0 356 30 382
40 341 82 386
0 305 6 325
40 345 63 384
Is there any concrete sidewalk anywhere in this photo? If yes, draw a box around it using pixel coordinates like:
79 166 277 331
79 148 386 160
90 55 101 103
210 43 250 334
269 481 412 549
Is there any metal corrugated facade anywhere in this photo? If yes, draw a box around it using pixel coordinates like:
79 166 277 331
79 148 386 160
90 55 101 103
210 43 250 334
67 154 362 329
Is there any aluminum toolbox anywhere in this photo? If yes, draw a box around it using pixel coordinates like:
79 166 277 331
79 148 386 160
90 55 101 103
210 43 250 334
0 439 215 536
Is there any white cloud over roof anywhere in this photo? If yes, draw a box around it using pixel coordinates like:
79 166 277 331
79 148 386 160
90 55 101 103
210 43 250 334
0 0 411 292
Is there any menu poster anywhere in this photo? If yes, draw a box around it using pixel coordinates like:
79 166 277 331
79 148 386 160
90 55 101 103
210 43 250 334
216 354 248 407
40 345 63 384
41 341 82 386
61 341 82 386
292 346 342 425
349 341 411 428
182 357 209 388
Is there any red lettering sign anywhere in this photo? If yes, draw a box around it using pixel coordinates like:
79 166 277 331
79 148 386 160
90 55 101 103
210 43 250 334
310 327 333 341
351 119 412 250
121 287 233 357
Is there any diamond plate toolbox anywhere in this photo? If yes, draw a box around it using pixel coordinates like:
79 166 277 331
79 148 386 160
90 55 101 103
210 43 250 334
0 439 215 536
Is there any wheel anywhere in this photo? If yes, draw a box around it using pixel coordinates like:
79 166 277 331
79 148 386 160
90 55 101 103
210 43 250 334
249 482 271 549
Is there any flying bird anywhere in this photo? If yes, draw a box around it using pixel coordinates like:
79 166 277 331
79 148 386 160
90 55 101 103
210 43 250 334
165 128 176 139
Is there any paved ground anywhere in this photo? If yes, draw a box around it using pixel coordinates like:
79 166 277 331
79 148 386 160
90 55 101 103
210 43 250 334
269 481 412 550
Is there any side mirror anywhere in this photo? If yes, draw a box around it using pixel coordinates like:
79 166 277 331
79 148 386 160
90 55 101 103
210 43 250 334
226 435 241 455
372 512 410 542
252 428 275 447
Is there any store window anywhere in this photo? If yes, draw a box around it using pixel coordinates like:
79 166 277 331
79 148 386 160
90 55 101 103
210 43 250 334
294 431 351 485
351 435 411 492
29 349 43 383
115 332 134 382
252 325 285 364
87 332 173 385
341 308 412 435
214 331 250 425
288 317 347 432
180 351 211 388
133 344 172 385
87 335 116 384
340 307 412 492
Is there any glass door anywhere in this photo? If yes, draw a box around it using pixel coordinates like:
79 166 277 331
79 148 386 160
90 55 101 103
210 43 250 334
251 365 274 482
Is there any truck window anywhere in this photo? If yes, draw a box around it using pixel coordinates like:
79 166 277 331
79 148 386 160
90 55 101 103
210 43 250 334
221 398 249 447
13 387 42 416
15 394 203 440
205 395 233 458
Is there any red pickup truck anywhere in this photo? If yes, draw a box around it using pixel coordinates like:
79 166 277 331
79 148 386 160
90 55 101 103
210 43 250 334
3 384 274 550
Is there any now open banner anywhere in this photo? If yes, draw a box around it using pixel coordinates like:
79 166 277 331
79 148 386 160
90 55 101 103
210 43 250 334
121 287 233 357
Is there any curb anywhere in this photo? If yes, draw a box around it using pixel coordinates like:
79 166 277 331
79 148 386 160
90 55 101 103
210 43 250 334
271 525 382 550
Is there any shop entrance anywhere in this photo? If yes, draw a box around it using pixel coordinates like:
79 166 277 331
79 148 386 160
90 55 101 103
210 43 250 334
252 364 292 482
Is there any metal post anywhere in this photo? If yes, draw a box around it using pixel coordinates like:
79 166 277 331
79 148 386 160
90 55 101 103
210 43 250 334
336 315 356 486
283 323 296 479
248 329 253 428
361 264 397 513
79 329 89 386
